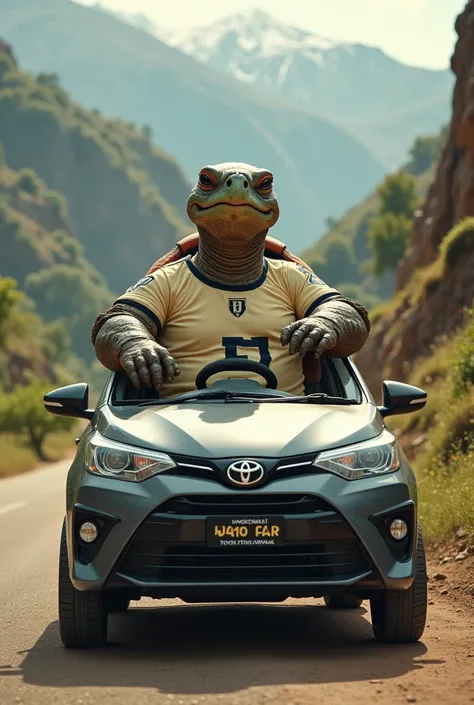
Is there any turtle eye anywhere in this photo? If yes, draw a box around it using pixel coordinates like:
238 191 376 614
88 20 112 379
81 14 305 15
199 171 216 190
257 176 273 192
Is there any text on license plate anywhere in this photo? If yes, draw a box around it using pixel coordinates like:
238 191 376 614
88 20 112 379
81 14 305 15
207 516 285 547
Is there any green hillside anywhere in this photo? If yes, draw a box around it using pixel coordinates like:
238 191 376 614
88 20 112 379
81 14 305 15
0 0 384 250
0 159 114 361
300 138 440 306
0 40 192 294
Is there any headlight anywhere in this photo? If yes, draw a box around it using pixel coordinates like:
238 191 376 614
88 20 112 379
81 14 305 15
86 433 176 482
313 429 400 480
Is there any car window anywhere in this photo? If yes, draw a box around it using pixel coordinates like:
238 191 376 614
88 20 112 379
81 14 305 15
327 358 363 401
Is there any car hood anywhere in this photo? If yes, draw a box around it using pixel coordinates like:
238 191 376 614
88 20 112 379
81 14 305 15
97 401 384 458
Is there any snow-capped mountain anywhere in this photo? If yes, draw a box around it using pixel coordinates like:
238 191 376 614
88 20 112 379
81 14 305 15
90 4 452 169
166 10 351 86
163 10 452 169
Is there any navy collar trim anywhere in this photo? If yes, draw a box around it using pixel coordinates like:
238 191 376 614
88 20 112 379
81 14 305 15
185 256 269 291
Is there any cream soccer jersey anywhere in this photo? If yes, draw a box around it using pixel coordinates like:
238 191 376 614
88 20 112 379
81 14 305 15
115 256 341 398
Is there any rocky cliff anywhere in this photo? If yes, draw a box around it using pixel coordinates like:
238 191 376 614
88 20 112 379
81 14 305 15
356 0 474 399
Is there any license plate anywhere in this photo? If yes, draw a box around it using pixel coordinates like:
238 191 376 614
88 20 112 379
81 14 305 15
207 516 285 548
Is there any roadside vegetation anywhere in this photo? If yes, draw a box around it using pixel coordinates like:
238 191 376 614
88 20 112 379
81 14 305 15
0 275 106 479
385 224 474 542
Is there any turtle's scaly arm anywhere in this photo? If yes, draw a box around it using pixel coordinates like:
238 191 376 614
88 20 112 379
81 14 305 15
92 305 180 390
280 297 370 359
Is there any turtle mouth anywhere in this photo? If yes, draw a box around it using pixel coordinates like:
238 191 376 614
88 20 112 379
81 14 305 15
194 202 272 215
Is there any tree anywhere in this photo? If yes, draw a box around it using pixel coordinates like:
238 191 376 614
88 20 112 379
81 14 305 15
43 190 68 218
408 135 445 175
312 238 357 287
0 379 75 461
41 319 72 365
366 171 420 275
0 141 6 167
36 72 60 88
25 264 113 361
15 168 43 196
324 216 338 231
141 124 153 143
368 212 413 276
376 171 419 218
0 277 22 348
53 230 83 262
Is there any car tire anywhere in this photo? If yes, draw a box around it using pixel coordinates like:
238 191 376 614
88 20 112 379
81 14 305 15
370 523 427 644
105 593 131 613
58 518 108 648
324 594 363 609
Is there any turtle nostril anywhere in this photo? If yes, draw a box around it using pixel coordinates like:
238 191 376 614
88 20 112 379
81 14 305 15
243 180 249 188
226 178 232 187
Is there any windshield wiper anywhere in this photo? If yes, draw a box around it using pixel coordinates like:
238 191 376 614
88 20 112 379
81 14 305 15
137 390 287 406
137 391 359 407
234 393 359 405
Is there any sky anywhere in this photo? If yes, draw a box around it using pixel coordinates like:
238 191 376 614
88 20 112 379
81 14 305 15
79 0 465 69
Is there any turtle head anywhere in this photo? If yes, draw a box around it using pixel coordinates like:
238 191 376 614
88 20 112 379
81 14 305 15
187 162 280 239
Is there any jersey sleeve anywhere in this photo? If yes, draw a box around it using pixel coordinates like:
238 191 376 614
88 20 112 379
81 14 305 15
114 269 171 332
286 263 341 320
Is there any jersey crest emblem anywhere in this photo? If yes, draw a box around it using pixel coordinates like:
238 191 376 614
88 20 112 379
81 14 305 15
228 298 247 318
296 266 325 286
126 276 154 293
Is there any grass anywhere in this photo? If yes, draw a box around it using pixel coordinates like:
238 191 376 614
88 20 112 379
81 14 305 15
0 427 80 479
416 445 474 542
391 302 474 544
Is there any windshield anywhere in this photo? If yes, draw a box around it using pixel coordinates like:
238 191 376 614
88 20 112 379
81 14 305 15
111 357 364 406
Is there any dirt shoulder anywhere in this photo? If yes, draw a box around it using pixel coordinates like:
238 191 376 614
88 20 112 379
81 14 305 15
427 533 474 613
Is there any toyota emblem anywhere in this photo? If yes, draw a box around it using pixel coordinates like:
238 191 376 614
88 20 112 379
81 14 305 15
226 459 265 487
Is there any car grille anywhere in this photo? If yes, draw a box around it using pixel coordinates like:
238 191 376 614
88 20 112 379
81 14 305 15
114 493 372 584
117 541 368 582
157 493 327 516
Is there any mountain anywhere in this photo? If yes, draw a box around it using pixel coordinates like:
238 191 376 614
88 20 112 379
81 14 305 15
0 34 192 298
0 38 198 362
150 9 453 170
0 0 384 251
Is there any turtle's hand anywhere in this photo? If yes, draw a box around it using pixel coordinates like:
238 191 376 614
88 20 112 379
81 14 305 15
119 339 180 391
280 318 338 358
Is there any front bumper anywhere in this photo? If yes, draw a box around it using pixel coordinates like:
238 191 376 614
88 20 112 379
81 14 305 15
66 458 417 599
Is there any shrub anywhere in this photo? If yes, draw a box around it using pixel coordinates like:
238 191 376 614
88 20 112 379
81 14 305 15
16 168 43 196
36 72 61 88
43 189 68 218
451 307 474 398
440 217 474 268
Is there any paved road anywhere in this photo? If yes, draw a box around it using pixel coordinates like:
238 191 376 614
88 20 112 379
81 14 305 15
1 461 473 705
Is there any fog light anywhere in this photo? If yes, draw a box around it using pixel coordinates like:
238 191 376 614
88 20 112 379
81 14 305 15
79 521 98 543
389 518 408 541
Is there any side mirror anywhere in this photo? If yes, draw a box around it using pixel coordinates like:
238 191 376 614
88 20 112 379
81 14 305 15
378 380 427 418
44 383 95 420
